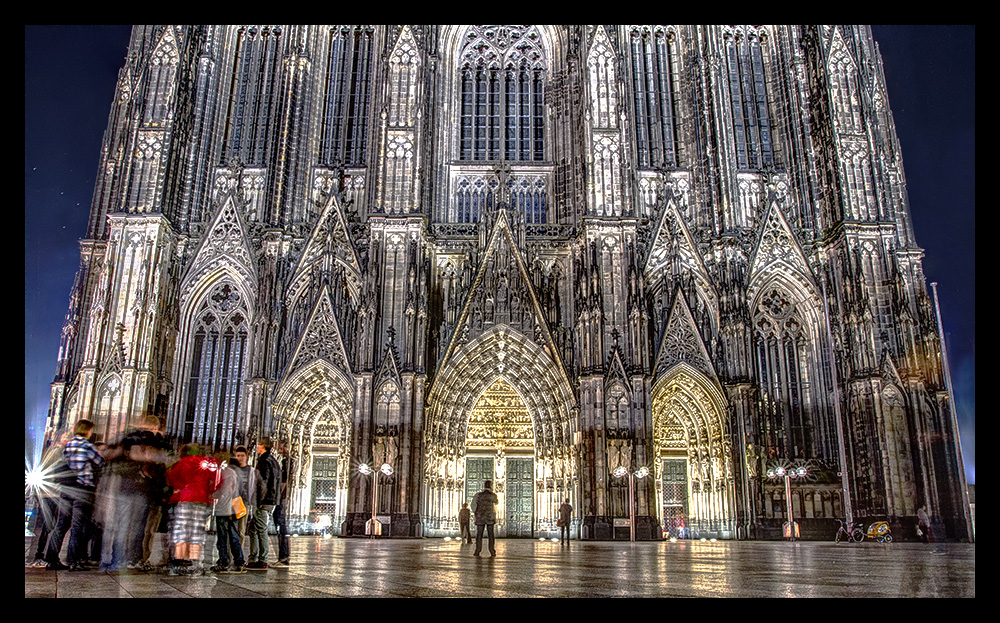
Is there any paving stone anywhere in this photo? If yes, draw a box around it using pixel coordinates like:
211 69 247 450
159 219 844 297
26 536 975 598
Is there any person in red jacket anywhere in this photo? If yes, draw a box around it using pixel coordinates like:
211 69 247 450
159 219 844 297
165 444 220 575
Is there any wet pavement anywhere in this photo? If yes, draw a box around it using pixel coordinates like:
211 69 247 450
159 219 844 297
26 536 974 598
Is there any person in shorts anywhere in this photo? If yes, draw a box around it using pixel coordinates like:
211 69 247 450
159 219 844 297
165 444 219 575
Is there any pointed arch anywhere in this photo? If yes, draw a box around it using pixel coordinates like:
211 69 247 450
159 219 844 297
171 276 252 449
179 192 258 317
272 357 355 533
746 203 837 459
628 24 680 168
646 198 720 339
143 26 180 126
286 192 363 313
93 372 127 444
721 25 775 169
222 25 283 166
320 25 374 167
423 324 577 537
587 25 618 129
879 383 917 517
827 28 865 135
651 362 734 539
387 26 421 128
454 25 549 162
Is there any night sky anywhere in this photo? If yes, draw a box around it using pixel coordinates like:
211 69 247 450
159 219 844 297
24 26 975 484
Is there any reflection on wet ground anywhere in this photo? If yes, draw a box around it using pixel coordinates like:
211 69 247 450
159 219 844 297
26 536 975 598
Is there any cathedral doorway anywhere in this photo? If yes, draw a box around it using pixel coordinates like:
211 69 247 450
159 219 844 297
464 378 535 538
272 361 354 535
423 325 577 538
651 364 736 539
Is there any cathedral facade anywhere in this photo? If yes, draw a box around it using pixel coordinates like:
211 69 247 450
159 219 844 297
45 25 972 541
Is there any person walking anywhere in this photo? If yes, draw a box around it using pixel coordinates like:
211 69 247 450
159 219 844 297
44 420 104 571
917 505 933 543
471 480 499 557
98 438 147 571
459 503 472 544
558 498 573 543
246 437 281 570
26 432 74 567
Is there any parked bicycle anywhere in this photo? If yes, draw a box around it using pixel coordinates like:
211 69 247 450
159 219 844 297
835 519 864 543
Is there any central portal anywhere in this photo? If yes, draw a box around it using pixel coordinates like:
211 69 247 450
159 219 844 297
464 378 535 538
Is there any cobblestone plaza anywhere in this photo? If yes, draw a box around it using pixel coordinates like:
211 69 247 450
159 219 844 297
26 536 974 598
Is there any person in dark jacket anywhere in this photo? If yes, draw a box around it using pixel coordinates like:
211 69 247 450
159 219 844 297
246 437 282 569
471 481 499 558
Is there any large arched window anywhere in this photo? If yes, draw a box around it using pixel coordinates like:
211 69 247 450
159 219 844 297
723 26 774 170
321 26 374 167
183 281 249 450
458 26 546 163
752 286 810 459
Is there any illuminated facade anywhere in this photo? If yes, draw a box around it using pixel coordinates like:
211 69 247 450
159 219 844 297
46 25 972 541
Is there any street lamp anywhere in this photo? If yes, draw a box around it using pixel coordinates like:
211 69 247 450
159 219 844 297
613 465 650 542
359 462 393 538
767 464 807 540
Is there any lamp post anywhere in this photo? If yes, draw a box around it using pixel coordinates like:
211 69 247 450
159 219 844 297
613 465 650 542
767 465 807 540
359 462 393 538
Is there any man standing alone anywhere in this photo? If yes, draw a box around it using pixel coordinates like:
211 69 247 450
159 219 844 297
471 480 499 558
558 498 573 543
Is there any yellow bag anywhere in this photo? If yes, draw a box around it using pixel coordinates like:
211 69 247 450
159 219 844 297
232 496 248 519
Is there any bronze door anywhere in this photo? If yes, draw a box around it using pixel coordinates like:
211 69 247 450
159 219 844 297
505 457 533 537
466 457 495 509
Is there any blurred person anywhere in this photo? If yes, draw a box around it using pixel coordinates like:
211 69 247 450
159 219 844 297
140 435 171 570
165 444 220 575
44 420 104 571
84 441 108 567
127 417 170 571
230 445 259 554
917 505 934 543
471 480 499 558
246 437 281 570
99 417 169 571
209 452 246 574
26 432 74 567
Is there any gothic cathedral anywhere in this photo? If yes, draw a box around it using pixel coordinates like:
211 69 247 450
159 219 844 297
45 25 972 541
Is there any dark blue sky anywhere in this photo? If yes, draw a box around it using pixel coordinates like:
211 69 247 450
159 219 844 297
24 25 974 483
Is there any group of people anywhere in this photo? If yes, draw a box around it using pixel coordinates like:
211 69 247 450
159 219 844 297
27 418 290 576
458 481 574 556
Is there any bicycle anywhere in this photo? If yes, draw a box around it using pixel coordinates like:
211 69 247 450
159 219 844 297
835 519 864 543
